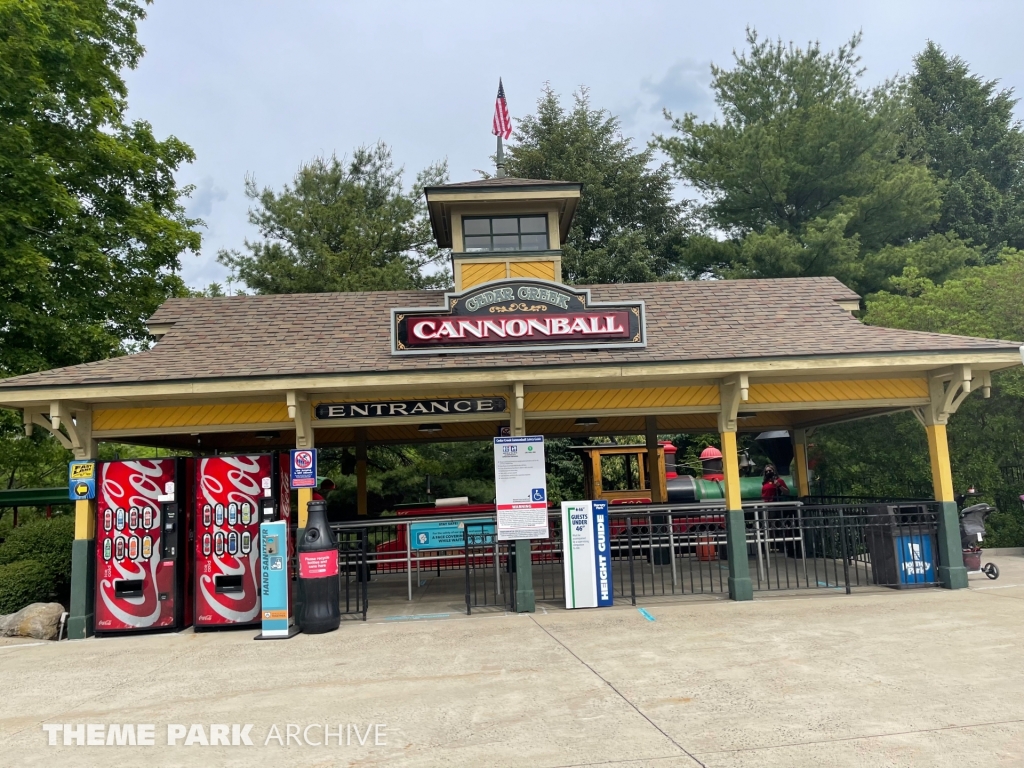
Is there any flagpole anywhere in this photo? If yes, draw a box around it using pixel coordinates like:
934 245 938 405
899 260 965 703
496 134 506 178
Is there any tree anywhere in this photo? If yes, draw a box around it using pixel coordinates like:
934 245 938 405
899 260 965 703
907 42 1024 255
219 144 449 294
505 86 689 284
656 30 947 294
0 0 201 377
811 254 1024 545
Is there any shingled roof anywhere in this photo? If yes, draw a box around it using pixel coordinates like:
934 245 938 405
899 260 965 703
0 277 1018 390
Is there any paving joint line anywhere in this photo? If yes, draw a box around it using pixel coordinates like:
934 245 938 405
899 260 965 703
694 717 1024 756
528 614 706 768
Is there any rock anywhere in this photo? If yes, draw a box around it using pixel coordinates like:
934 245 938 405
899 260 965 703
0 602 66 640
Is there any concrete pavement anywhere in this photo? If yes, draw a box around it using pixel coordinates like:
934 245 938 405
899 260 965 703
1 554 1022 767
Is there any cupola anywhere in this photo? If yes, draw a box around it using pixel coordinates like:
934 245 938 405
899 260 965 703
423 177 581 291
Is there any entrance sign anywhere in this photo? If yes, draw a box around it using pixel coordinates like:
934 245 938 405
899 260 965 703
315 397 506 420
561 500 613 609
410 519 495 550
392 279 645 355
289 449 317 488
494 436 549 541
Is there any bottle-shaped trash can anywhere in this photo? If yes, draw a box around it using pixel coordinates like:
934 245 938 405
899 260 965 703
297 500 341 633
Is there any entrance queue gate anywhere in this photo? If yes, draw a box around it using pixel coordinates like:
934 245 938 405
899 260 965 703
329 500 942 616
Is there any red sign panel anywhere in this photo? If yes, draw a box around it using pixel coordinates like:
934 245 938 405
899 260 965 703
392 279 645 355
299 551 339 579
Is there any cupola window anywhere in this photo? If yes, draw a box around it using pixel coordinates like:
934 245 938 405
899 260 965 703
463 215 548 252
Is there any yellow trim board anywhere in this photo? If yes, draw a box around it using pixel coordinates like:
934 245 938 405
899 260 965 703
747 378 928 404
526 386 719 412
94 402 289 431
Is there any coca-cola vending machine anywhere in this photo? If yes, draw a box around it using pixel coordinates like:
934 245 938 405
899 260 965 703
194 453 291 630
94 458 193 634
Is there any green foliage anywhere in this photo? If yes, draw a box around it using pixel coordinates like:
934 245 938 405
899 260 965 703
219 144 450 293
544 439 586 504
0 0 201 377
810 413 933 499
0 559 55 614
657 30 940 293
907 42 1024 254
0 515 74 583
859 255 1024 544
505 86 689 284
0 411 71 488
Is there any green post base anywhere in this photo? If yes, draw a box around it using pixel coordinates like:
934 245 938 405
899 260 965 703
514 539 535 613
68 539 96 639
936 501 968 589
725 509 753 601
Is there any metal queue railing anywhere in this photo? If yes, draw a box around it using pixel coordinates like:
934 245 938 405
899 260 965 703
330 499 942 614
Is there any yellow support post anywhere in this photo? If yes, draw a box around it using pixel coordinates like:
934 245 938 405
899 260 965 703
721 431 743 511
925 424 955 503
297 488 313 529
74 498 96 541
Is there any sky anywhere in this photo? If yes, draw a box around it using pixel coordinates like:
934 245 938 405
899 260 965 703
122 0 1024 290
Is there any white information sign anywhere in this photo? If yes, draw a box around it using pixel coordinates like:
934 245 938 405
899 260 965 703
493 436 549 541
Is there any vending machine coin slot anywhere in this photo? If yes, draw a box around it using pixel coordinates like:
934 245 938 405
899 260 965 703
214 574 244 594
161 502 179 559
114 579 145 598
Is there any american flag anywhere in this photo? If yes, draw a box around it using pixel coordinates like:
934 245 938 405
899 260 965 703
492 79 512 140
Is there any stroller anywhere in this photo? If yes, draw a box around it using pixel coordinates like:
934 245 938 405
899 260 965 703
958 495 999 580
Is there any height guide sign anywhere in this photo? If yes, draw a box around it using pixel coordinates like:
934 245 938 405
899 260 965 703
493 436 549 541
561 500 613 609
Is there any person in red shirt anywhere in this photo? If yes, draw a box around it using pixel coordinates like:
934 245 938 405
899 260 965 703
761 464 788 502
313 478 335 502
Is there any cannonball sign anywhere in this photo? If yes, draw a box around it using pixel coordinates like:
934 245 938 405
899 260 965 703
391 278 645 355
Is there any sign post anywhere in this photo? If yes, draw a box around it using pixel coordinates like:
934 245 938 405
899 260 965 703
561 500 613 609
